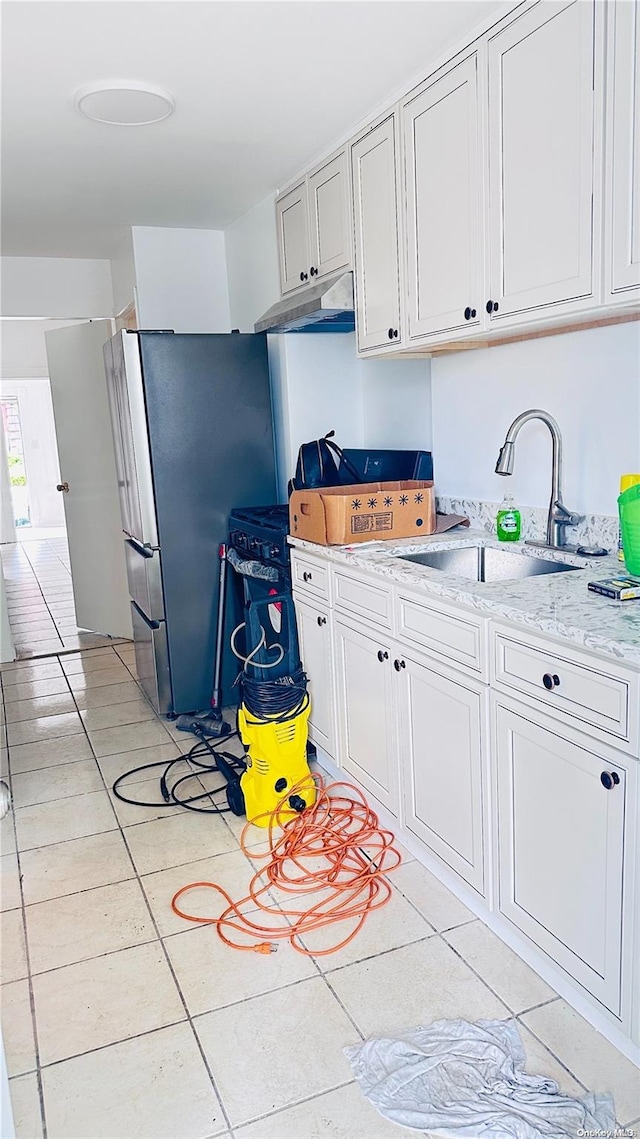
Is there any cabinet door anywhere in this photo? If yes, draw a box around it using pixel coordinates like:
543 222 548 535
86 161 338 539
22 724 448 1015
334 617 398 814
294 596 336 759
351 116 402 352
487 1 598 321
404 53 483 340
605 0 640 301
308 152 351 279
495 699 626 1014
276 182 310 295
400 652 486 895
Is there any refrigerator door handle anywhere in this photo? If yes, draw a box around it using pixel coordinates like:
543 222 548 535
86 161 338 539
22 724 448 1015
125 534 157 558
131 599 161 630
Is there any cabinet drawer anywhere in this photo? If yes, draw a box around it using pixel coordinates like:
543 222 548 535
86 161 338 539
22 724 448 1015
492 626 638 749
397 591 486 677
334 570 393 630
291 553 329 601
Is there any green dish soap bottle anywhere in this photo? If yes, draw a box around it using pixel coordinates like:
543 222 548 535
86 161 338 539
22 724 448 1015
496 494 521 542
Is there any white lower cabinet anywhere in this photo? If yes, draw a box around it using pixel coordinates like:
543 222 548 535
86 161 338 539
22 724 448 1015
294 594 336 759
494 696 630 1016
333 615 398 815
400 651 487 896
291 553 640 1055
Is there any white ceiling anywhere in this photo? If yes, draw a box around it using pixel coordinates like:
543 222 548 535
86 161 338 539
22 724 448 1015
1 0 506 259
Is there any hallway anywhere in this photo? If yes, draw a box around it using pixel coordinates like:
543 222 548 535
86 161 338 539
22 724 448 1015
2 537 126 659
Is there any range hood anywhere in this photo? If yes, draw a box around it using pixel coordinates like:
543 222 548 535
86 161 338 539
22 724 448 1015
254 271 355 334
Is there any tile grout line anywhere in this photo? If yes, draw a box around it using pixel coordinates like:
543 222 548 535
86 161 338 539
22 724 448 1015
512 1014 591 1096
62 655 237 1136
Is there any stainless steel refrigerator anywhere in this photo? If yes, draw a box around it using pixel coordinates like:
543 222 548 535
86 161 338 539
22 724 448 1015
103 329 277 716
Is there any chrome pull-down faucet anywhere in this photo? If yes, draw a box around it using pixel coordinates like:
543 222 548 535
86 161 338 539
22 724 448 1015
495 409 584 550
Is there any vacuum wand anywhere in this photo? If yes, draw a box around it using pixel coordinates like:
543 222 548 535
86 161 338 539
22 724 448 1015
176 543 231 739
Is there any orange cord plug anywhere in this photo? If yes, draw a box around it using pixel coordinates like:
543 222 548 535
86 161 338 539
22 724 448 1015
171 774 402 957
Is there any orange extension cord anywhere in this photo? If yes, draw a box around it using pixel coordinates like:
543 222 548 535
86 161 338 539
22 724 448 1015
171 774 402 957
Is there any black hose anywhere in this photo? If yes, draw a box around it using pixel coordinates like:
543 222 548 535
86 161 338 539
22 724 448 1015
111 730 246 815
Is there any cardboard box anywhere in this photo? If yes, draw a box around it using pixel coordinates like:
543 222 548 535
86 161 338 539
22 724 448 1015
289 481 437 545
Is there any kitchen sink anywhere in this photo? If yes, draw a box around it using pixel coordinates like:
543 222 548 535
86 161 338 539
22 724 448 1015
395 545 581 583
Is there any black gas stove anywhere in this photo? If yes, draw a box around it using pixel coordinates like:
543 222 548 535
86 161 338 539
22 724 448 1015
228 504 290 569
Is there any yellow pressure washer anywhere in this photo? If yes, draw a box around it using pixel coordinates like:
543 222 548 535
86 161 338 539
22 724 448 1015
232 591 316 826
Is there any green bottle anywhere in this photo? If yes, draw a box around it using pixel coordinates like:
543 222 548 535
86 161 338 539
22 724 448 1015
496 494 521 542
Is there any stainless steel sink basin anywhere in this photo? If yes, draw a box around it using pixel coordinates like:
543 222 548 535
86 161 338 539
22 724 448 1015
395 545 581 583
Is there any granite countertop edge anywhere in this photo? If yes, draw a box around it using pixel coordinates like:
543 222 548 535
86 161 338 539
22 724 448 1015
288 529 640 669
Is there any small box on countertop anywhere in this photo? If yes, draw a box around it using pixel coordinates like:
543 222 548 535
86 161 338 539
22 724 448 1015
289 481 437 545
588 576 640 600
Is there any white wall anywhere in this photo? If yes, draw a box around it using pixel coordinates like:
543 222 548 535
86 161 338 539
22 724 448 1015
132 227 231 332
225 196 280 334
0 256 113 317
267 333 432 500
431 322 640 517
110 230 136 317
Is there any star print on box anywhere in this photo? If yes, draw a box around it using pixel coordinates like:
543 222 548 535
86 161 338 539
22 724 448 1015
352 499 362 510
414 492 424 504
368 498 378 508
384 496 393 507
399 494 408 506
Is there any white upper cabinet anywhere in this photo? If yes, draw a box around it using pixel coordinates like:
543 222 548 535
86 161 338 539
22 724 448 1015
276 182 311 295
605 0 640 302
308 151 351 280
403 52 483 341
486 0 599 324
351 114 402 353
276 150 350 297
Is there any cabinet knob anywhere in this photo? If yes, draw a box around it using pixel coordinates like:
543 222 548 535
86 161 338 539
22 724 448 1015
486 299 499 313
600 771 620 790
464 307 471 321
300 271 308 282
316 615 326 627
310 266 318 277
302 571 312 582
393 658 406 671
542 672 560 691
56 481 70 493
377 650 389 663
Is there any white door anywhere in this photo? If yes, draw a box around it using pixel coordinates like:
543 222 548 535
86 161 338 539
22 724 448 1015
605 0 640 301
276 181 311 295
294 596 336 758
495 697 627 1014
487 0 598 322
400 651 487 895
334 616 397 814
308 151 351 279
45 322 133 639
404 52 483 341
351 115 402 352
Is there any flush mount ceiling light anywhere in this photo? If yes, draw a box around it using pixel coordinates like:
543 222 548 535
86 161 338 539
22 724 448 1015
74 81 175 126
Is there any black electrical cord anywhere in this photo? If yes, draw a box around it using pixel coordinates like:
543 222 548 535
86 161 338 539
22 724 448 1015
112 729 246 815
240 665 310 723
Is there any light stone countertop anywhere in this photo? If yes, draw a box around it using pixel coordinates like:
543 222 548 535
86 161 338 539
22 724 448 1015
289 529 640 668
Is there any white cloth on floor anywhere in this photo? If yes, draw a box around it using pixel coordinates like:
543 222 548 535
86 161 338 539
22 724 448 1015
345 1018 616 1137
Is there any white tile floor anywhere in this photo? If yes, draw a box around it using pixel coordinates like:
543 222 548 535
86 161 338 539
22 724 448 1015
1 538 127 658
0 556 638 1137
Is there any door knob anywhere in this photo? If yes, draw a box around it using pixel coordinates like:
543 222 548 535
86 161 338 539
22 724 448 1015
56 482 69 493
